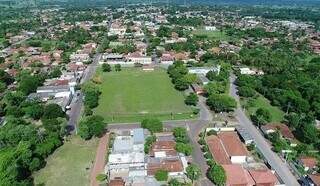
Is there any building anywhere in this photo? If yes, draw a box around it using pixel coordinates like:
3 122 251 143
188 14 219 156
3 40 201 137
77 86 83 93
299 156 318 172
126 52 152 65
248 169 277 186
205 26 217 31
222 164 255 186
150 141 177 158
188 66 221 75
260 123 295 141
107 129 147 182
240 67 264 75
147 157 184 177
101 53 125 64
206 132 249 164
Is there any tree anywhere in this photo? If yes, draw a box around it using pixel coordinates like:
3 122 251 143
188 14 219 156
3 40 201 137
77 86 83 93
102 63 111 72
115 64 121 71
175 143 193 155
185 93 198 106
141 118 163 133
174 77 189 91
173 127 189 143
186 164 201 183
18 74 41 95
154 169 168 181
23 102 44 120
207 164 226 186
0 57 4 63
78 115 105 140
206 94 237 112
42 104 65 119
168 179 184 186
237 86 256 97
251 108 271 126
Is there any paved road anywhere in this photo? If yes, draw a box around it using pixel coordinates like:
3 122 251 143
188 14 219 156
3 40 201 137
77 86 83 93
229 73 299 186
67 53 101 133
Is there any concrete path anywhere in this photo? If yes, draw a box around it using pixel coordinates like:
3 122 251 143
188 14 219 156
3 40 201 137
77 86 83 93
90 133 109 186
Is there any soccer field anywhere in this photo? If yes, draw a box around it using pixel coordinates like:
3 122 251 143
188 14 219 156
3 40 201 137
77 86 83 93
94 68 194 123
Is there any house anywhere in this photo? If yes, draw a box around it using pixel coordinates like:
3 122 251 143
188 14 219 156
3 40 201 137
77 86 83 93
109 178 125 186
218 132 249 164
222 164 255 186
188 66 221 75
299 156 318 172
126 52 152 65
206 132 249 164
205 26 217 31
206 135 232 165
150 141 177 158
101 53 125 64
147 157 184 177
304 174 320 186
248 169 278 186
260 123 295 141
240 67 264 75
160 53 174 65
107 129 147 181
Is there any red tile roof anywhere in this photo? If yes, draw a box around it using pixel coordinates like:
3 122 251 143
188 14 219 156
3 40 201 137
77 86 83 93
150 141 177 157
218 132 249 157
206 135 231 165
109 178 125 186
262 123 295 139
147 158 183 175
249 169 277 186
309 174 320 185
222 164 255 186
300 156 318 169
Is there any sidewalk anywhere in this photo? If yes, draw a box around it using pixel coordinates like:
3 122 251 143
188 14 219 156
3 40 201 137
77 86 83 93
90 133 109 186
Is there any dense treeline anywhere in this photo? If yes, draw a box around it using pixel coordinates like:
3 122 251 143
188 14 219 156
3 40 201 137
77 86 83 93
236 42 320 150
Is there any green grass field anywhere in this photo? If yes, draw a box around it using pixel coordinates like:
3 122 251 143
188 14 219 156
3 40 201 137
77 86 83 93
241 95 285 122
33 136 99 186
94 68 194 123
193 29 229 40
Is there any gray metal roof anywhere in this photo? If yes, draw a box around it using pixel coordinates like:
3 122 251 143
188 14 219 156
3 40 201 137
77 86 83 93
133 128 145 144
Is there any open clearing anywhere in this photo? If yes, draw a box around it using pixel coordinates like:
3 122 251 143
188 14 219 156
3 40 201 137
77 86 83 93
94 68 194 123
33 136 99 186
241 95 285 122
193 29 229 40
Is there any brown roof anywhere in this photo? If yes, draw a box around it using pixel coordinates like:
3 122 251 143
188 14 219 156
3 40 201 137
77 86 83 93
218 132 249 157
109 178 125 186
150 141 177 157
222 164 255 186
309 174 320 185
206 135 231 165
147 158 183 175
300 156 318 168
262 123 295 139
249 169 277 186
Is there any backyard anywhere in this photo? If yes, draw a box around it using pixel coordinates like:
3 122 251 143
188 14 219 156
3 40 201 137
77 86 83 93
94 67 194 123
33 136 99 186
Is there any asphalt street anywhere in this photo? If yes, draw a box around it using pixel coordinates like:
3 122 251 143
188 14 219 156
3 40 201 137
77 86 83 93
229 73 299 186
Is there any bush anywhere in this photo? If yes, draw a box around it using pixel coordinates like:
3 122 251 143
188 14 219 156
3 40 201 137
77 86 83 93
96 174 107 182
237 86 256 97
185 93 198 106
175 143 193 155
102 63 111 72
207 164 226 186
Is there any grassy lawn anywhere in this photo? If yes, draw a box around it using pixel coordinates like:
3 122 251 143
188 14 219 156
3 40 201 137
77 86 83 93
240 95 285 122
94 67 194 123
193 29 229 40
33 136 99 186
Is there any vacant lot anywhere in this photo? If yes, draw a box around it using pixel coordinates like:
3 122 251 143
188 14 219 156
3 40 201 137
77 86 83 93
241 95 285 122
94 68 194 122
193 29 229 40
33 136 99 186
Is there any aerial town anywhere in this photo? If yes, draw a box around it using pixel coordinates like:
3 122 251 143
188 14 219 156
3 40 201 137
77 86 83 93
0 0 320 186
